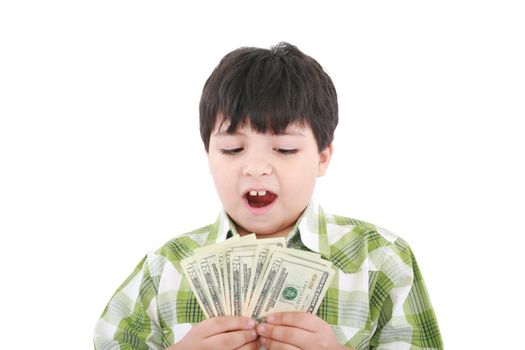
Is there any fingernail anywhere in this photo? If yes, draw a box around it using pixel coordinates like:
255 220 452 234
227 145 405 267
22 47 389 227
266 314 275 323
257 324 266 334
248 318 256 328
259 336 267 345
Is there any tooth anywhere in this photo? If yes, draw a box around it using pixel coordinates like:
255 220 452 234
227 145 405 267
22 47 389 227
257 191 266 196
249 191 258 196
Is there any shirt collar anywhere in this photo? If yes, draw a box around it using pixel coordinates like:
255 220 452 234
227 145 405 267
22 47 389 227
294 197 331 259
213 197 331 259
210 209 239 245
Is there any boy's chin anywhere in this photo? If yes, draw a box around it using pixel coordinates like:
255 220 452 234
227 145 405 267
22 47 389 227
235 221 273 236
236 220 293 238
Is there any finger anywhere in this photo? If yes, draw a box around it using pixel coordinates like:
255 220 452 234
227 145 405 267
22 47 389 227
205 329 257 349
234 339 259 350
259 336 301 350
266 312 321 332
256 323 312 349
196 316 256 337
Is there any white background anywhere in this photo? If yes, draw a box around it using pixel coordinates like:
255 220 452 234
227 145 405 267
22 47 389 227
1 1 524 348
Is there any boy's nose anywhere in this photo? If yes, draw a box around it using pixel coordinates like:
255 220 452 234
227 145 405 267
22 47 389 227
242 157 273 177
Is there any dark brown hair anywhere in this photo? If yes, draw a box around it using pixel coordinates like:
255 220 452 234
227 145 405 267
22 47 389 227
199 42 338 152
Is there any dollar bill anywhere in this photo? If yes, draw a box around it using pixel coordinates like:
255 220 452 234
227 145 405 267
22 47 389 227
180 258 216 318
196 252 225 316
246 251 335 319
244 245 273 315
226 239 260 315
229 237 286 316
243 241 287 315
271 246 333 267
181 234 333 320
194 234 255 315
181 235 247 318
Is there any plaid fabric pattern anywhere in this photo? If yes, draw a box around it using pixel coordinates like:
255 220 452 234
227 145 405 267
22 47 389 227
94 198 443 349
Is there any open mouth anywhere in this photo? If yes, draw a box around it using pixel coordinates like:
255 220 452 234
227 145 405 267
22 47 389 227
244 190 277 208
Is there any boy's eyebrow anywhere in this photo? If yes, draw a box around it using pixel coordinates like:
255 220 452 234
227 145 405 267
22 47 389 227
214 130 305 137
274 131 305 137
213 130 240 136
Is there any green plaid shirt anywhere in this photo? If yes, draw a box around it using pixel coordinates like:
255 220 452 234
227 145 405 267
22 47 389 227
94 198 443 349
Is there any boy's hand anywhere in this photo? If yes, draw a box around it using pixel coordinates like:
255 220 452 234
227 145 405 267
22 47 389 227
256 312 353 350
166 316 258 350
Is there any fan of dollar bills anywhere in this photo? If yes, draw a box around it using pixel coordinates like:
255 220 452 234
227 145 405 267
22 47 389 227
181 233 335 321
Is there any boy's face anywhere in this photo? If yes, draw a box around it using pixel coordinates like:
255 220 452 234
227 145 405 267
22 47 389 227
207 118 333 238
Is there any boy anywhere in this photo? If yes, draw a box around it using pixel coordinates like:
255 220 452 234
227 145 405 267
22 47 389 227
94 42 443 349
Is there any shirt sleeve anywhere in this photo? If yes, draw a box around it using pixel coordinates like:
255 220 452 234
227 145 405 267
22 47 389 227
369 238 443 349
93 256 165 350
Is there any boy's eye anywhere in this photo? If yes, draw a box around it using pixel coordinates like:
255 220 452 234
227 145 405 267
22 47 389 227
275 148 298 155
219 148 243 155
219 148 298 155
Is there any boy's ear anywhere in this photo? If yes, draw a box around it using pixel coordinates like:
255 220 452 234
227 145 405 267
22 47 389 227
317 143 334 177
